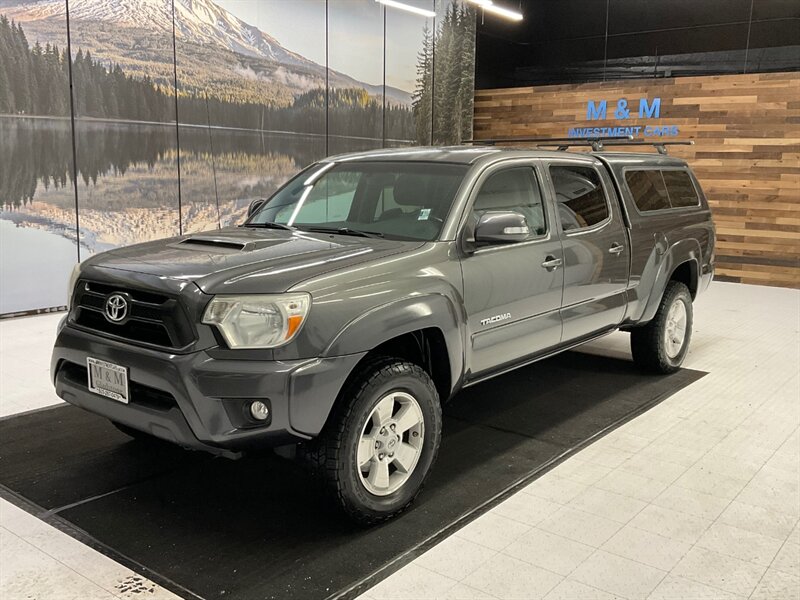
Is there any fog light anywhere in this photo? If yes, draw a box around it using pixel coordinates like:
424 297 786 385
249 400 270 421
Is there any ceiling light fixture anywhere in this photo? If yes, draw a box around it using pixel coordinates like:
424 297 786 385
483 3 523 21
375 0 436 18
466 0 523 21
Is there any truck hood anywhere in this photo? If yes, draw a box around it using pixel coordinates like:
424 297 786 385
88 227 423 295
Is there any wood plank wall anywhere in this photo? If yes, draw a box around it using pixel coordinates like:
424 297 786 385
473 72 800 288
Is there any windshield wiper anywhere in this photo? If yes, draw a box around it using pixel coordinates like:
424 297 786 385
240 221 294 231
303 226 384 239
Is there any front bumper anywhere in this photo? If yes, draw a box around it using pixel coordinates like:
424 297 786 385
51 322 365 456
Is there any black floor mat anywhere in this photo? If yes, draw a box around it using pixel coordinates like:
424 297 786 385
0 351 704 600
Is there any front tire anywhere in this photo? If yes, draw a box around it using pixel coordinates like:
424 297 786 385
304 358 442 525
631 281 693 374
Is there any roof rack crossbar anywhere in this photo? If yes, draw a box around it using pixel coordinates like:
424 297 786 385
463 136 694 155
537 139 694 155
462 135 632 148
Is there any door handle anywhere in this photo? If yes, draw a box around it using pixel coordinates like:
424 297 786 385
608 243 625 255
541 256 563 271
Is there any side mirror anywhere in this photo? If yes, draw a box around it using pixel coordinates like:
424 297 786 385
474 211 530 244
247 198 266 218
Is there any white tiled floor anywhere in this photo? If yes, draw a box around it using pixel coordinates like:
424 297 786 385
1 502 180 600
359 282 800 600
1 282 798 600
0 312 65 417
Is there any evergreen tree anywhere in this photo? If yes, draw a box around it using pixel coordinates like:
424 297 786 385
457 4 476 142
0 16 11 112
10 23 32 113
442 3 463 142
0 53 11 113
412 1 476 146
412 22 433 144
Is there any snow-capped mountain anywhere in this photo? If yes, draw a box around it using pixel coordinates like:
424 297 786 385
0 0 412 104
3 0 313 67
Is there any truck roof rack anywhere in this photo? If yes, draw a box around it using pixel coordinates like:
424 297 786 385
462 135 632 149
462 136 694 155
543 139 695 155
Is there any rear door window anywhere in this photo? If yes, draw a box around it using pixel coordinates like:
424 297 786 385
625 170 670 212
662 170 700 208
549 165 609 231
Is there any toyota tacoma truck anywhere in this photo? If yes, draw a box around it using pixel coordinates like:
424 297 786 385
52 142 715 523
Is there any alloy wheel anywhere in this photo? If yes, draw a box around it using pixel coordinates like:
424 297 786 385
357 391 425 496
664 297 688 359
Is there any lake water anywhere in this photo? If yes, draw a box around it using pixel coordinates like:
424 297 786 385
0 219 78 314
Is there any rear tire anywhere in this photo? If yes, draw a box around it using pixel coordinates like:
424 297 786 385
302 357 442 525
631 281 693 374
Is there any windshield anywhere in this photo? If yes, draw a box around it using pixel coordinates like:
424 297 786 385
246 161 468 241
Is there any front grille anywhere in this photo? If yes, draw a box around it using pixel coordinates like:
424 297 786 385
72 280 196 349
60 362 177 411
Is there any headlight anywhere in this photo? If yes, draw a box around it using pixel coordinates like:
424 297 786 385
202 293 311 349
66 262 82 309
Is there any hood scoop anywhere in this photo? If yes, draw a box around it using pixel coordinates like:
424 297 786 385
181 237 246 251
178 236 285 253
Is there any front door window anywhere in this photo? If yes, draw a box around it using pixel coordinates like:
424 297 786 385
472 167 547 238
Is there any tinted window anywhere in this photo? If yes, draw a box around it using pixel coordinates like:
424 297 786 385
250 162 467 241
473 167 546 237
549 165 609 231
625 170 671 212
663 170 700 207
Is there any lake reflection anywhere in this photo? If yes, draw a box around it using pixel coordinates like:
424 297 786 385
0 116 384 313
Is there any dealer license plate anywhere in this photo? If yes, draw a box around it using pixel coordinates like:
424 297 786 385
87 357 129 404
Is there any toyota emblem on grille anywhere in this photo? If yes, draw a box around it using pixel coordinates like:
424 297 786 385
104 294 128 323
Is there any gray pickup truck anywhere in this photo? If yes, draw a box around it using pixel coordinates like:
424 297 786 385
52 142 714 523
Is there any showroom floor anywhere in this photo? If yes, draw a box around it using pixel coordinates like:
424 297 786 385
0 281 798 600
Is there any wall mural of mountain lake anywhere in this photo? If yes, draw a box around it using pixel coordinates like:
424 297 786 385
0 0 476 315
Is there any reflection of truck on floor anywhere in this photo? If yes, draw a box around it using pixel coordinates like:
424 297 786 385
52 137 715 523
